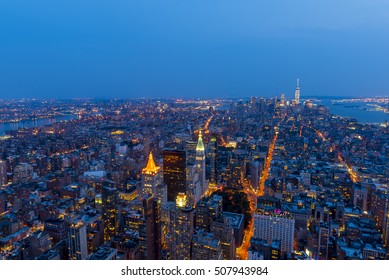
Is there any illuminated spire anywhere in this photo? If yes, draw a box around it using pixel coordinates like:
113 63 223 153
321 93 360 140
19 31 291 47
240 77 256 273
143 151 160 174
196 130 205 152
295 78 300 105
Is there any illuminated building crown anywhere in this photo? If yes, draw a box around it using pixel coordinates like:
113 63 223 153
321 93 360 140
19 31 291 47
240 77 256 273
142 151 160 175
196 130 205 152
176 192 188 208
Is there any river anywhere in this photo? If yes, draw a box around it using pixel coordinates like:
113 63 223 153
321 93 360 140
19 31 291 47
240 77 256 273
0 114 78 136
319 100 388 124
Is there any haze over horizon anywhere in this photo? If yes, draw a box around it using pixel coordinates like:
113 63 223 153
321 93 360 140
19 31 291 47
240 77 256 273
1 0 389 99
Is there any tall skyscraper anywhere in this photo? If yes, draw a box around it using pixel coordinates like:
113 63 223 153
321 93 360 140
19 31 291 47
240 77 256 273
163 149 187 202
253 209 295 253
138 194 161 260
186 164 201 207
0 160 7 188
68 217 88 260
102 186 119 242
141 151 166 204
371 189 388 230
294 79 300 105
382 198 389 250
186 141 198 165
208 136 217 184
169 193 194 260
195 131 207 197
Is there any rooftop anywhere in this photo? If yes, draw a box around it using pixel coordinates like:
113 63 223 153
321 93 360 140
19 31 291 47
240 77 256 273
142 151 160 175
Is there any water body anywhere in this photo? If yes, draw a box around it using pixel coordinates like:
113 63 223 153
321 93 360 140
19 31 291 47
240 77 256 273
217 98 388 124
319 100 388 124
0 115 77 136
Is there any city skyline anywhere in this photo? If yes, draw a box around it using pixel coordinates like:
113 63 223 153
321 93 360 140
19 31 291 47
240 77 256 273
1 1 389 99
0 96 388 260
0 1 389 264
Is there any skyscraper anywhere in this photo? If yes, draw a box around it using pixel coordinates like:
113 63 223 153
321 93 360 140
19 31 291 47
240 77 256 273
169 193 194 260
141 151 166 204
0 160 7 188
253 209 295 253
208 136 217 184
294 79 300 105
186 141 198 165
195 195 223 231
382 198 389 250
163 149 186 202
195 131 207 197
102 186 119 242
138 194 161 260
186 164 201 207
68 217 88 260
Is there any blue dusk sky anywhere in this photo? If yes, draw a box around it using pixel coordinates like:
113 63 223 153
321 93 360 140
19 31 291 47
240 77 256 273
0 0 389 99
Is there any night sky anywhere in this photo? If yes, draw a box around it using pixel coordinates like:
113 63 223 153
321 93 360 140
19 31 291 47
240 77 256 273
1 0 388 99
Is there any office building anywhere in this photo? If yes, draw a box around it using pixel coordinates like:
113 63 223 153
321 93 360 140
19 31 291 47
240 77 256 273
44 218 67 244
0 160 7 188
195 195 223 231
222 211 245 248
253 209 295 253
102 186 119 242
169 193 194 260
141 151 166 204
208 136 217 184
163 149 186 202
68 217 88 260
210 217 236 260
353 185 368 211
307 221 329 260
139 195 161 260
195 131 207 197
187 164 201 207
